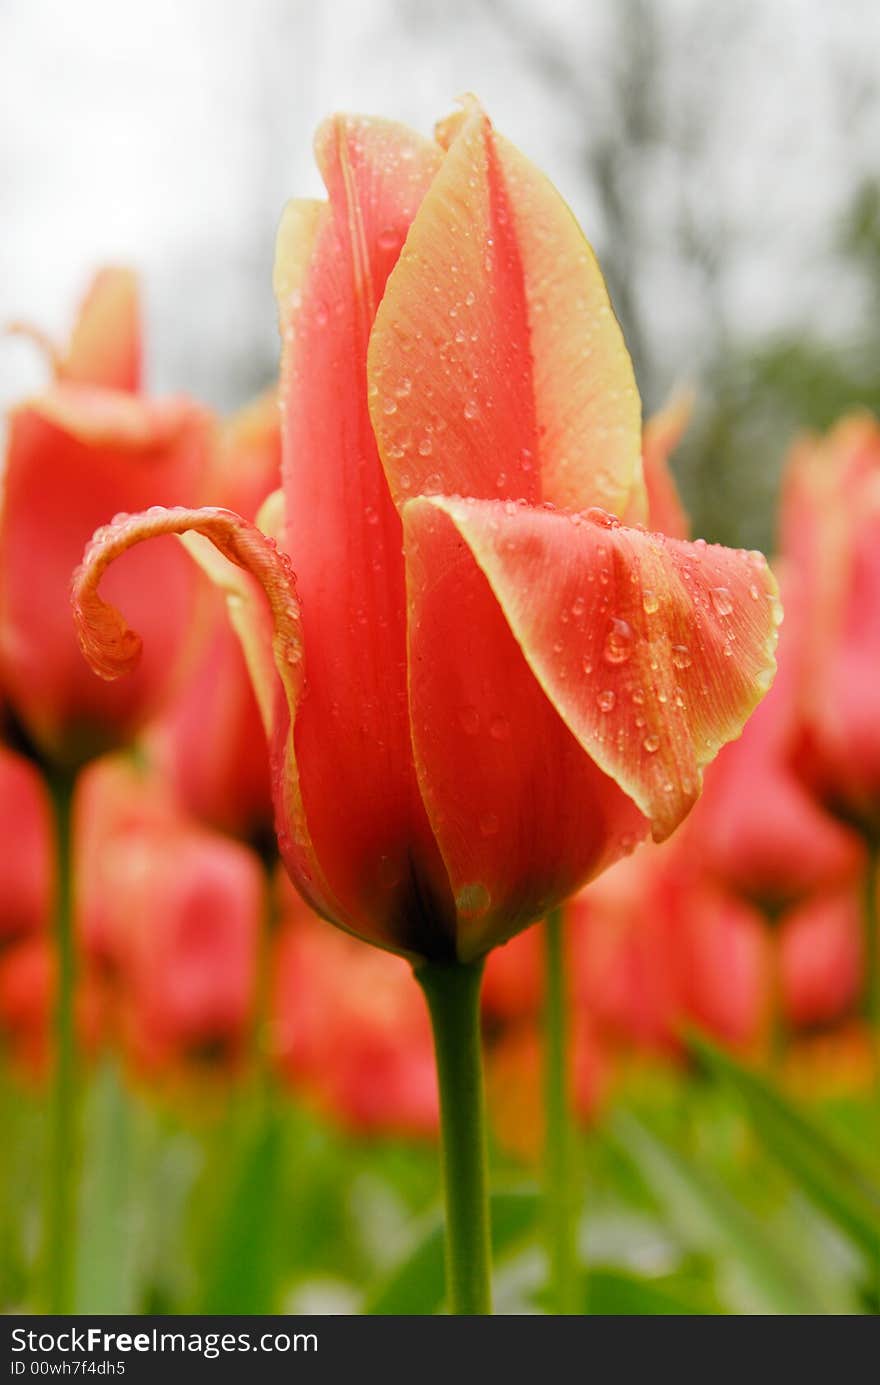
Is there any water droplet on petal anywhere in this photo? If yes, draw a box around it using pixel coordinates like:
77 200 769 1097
456 882 490 915
597 689 616 712
711 586 734 617
642 589 659 614
671 644 692 669
643 733 660 753
603 617 634 665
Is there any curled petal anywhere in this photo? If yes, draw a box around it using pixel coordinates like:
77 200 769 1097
405 497 780 843
72 505 303 691
71 503 353 956
369 98 641 516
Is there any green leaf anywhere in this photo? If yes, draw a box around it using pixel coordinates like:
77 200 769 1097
611 1111 829 1314
688 1031 880 1262
585 1265 721 1315
74 1063 142 1314
363 1187 539 1315
193 1111 285 1314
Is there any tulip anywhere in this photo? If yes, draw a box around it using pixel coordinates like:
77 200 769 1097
780 415 880 1063
2 268 212 1313
76 755 263 1080
1 269 212 770
271 881 438 1137
487 1017 608 1163
779 890 861 1033
149 395 280 846
0 935 106 1080
0 744 52 943
73 101 780 1313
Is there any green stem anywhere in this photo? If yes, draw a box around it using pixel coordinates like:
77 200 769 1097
415 956 492 1315
252 859 279 1101
42 769 78 1314
766 919 788 1074
862 843 880 1084
543 907 579 1314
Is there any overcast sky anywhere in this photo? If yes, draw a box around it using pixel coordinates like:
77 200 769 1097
2 0 878 417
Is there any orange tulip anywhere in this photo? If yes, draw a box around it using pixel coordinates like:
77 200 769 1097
73 102 779 964
676 569 862 912
779 889 861 1030
270 882 438 1137
1 269 211 769
781 415 880 837
149 395 280 844
0 743 52 942
77 757 263 1077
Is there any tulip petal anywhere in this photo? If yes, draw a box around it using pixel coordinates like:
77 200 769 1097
368 98 642 516
59 267 141 393
71 504 338 930
0 389 210 762
403 500 648 961
405 497 780 853
273 199 326 330
275 116 455 957
633 389 693 538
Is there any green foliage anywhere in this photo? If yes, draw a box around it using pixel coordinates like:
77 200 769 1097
2 1053 878 1314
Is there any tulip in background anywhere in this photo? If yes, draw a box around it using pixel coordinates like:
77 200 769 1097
271 877 438 1138
148 394 280 850
73 99 780 1314
0 270 212 1313
780 416 880 1062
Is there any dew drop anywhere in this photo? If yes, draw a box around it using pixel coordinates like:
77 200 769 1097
642 589 659 615
643 733 660 753
711 586 734 617
456 882 490 915
671 644 692 670
585 507 620 528
463 399 479 421
597 689 616 713
418 437 433 457
378 227 399 252
603 617 634 665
